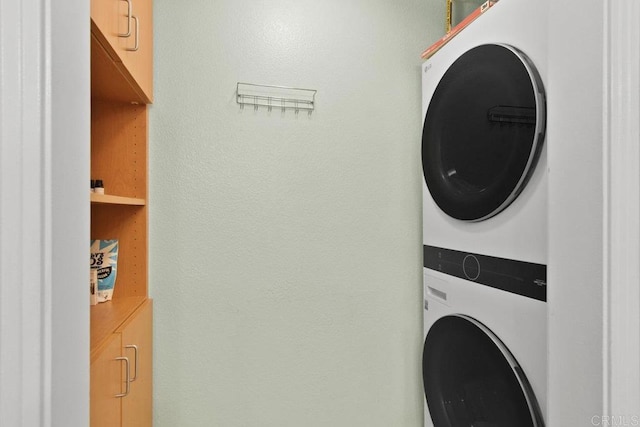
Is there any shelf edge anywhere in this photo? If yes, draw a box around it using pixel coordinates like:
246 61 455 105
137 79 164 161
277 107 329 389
90 193 146 206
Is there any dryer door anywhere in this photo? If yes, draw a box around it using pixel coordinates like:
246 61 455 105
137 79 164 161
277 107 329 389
422 315 544 427
422 44 545 221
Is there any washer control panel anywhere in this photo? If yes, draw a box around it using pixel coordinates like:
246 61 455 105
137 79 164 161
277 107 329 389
423 245 547 302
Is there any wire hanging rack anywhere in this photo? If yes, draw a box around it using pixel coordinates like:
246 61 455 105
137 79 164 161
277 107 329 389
236 82 317 113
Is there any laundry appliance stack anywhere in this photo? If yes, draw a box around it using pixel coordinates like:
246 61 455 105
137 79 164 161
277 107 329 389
421 0 548 426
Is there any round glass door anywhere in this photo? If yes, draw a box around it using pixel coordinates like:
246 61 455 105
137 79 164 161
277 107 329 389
422 315 544 427
422 44 546 221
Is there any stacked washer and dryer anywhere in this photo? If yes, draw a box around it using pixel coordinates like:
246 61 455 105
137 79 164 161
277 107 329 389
421 0 548 426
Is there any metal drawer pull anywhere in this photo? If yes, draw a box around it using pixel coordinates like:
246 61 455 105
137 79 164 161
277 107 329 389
118 0 132 38
125 15 140 51
115 356 131 398
125 344 139 381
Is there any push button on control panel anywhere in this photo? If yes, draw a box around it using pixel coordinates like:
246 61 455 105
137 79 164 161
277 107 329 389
462 254 481 281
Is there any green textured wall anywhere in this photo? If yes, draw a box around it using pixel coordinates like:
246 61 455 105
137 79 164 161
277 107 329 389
149 1 443 425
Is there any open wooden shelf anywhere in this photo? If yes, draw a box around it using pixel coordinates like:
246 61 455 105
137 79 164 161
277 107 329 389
91 193 146 206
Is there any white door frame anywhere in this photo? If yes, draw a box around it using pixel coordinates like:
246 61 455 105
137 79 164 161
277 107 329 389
0 0 89 425
547 0 640 424
603 0 640 418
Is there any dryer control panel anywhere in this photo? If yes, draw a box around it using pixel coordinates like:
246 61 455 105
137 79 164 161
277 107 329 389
423 245 547 302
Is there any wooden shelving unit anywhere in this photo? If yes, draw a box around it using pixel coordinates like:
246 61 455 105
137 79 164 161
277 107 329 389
89 0 153 424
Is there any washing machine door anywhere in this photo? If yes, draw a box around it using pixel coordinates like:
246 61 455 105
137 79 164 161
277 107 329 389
423 315 544 427
422 44 545 221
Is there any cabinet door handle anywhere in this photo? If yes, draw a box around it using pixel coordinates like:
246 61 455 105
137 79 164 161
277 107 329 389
125 15 140 51
114 356 131 398
125 344 139 381
118 0 133 38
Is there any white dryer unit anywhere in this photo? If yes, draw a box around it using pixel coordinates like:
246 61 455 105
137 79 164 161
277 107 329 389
421 0 547 264
421 0 548 426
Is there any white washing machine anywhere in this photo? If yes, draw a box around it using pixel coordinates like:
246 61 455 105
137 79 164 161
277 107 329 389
423 269 546 427
421 0 548 425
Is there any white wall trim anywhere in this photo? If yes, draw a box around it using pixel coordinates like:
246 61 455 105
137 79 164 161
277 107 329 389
0 0 50 424
603 0 640 418
0 0 89 425
49 0 90 425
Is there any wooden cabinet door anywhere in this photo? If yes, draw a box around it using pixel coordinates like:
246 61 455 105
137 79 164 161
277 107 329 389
119 0 153 101
91 334 123 427
91 0 129 62
119 299 153 426
91 0 153 102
